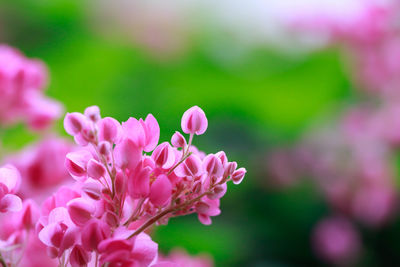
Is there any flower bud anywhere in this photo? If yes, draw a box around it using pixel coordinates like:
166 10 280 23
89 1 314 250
174 154 203 178
82 181 102 200
65 151 92 179
203 154 224 178
84 105 101 122
171 131 186 148
232 168 246 185
64 112 87 136
115 171 126 196
181 106 208 135
67 198 95 227
81 219 110 252
98 117 121 143
98 141 111 156
69 245 91 267
152 142 175 169
87 159 106 180
195 201 210 214
149 175 172 207
103 211 119 228
19 200 39 230
208 184 226 200
215 151 228 166
224 161 237 179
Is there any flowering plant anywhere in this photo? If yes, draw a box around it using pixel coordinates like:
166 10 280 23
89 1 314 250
0 45 246 267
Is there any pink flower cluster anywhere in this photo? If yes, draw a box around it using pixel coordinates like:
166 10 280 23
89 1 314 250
30 105 246 266
0 45 244 266
0 45 62 130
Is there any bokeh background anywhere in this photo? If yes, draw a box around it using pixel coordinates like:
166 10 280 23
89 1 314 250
2 0 400 266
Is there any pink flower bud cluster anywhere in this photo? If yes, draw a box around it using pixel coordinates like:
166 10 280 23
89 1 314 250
33 105 245 266
0 45 62 130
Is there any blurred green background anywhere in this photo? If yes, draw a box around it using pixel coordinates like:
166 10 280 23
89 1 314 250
0 0 360 266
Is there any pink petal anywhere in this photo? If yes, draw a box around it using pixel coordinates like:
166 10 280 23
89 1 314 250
152 142 175 169
0 194 22 212
149 174 172 207
198 214 212 225
0 164 21 193
87 159 106 180
64 112 87 136
67 198 95 227
181 106 208 135
142 114 160 152
114 138 142 170
131 233 158 266
128 166 151 199
65 150 92 179
98 117 121 143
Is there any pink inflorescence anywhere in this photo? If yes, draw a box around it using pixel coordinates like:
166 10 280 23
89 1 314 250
34 105 245 266
0 45 62 130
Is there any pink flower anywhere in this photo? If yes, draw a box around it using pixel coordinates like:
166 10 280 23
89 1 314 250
0 45 61 130
0 164 22 213
313 216 361 265
181 106 208 135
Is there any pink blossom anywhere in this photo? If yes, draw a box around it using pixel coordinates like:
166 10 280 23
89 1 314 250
313 216 361 265
181 106 208 135
0 45 62 130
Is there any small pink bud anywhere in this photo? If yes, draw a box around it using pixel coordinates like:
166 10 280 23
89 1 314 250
65 151 92 179
215 151 228 166
232 168 246 185
195 201 210 214
149 175 172 207
198 214 212 225
224 162 237 178
19 200 39 230
0 164 21 193
192 181 202 194
174 154 203 178
208 184 227 200
171 131 187 148
98 117 121 143
203 154 224 178
87 159 106 180
0 194 22 212
98 141 111 156
103 211 119 228
84 105 101 122
115 171 125 196
82 181 102 200
81 125 96 143
69 245 91 267
181 106 208 135
114 138 142 170
152 142 175 169
81 219 110 252
64 112 87 136
67 198 95 227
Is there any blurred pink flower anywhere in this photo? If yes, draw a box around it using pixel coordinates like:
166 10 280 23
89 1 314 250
313 216 361 265
0 45 62 130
